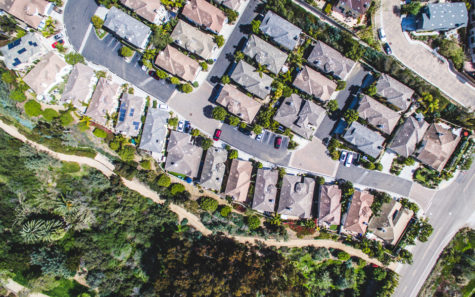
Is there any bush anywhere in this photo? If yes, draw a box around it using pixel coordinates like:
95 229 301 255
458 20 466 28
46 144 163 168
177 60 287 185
214 35 225 48
212 106 227 121
253 124 263 135
92 128 107 138
140 160 151 170
42 108 59 122
120 46 134 57
251 19 261 34
24 100 42 117
170 183 185 195
336 80 346 91
9 90 26 102
179 83 193 93
65 52 84 65
118 145 135 162
91 15 104 29
247 215 260 230
2 71 16 84
220 205 232 217
344 109 359 124
157 174 171 187
324 3 332 14
337 251 351 261
200 197 219 212
60 112 74 126
229 115 240 126
168 117 178 128
220 75 230 84
170 77 180 85
201 138 213 150
327 99 338 112
228 149 238 159
225 8 238 23
200 61 208 71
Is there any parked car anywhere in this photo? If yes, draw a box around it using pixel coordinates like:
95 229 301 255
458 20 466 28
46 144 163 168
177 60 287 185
213 129 222 141
148 71 160 80
51 39 64 48
255 133 263 142
158 104 168 110
238 127 251 136
377 28 386 42
184 121 191 133
345 153 354 167
54 33 63 40
274 136 282 149
177 120 184 132
339 151 348 162
383 43 392 55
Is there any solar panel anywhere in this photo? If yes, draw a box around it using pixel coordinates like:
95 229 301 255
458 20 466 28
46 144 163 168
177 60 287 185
133 121 140 130
129 108 135 117
17 48 26 54
118 108 126 122
12 58 21 66
8 39 21 50
28 41 38 47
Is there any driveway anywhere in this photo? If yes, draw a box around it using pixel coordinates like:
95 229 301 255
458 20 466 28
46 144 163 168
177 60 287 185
64 0 176 103
380 0 475 108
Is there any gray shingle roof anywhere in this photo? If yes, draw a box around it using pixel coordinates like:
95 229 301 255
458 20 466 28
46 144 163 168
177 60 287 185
165 131 203 178
368 200 413 245
115 93 146 137
389 116 429 158
259 11 302 51
273 94 326 139
61 63 95 113
318 184 342 226
419 3 468 32
243 35 288 74
104 6 151 49
252 169 278 213
293 66 336 101
307 41 356 80
277 175 315 219
230 60 272 99
85 77 120 128
375 74 414 111
139 108 169 154
0 33 46 69
357 95 400 135
171 20 216 60
199 147 227 191
216 84 262 124
343 121 385 158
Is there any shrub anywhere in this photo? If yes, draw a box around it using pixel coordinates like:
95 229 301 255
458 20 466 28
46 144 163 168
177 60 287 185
170 77 180 85
2 71 16 84
118 145 135 162
65 52 84 65
42 108 59 122
9 90 26 102
200 61 208 71
191 129 200 137
220 75 230 84
337 251 351 261
253 124 263 135
200 197 219 212
220 205 232 217
228 149 238 159
225 8 238 23
170 183 185 195
60 112 74 126
316 176 325 185
239 122 247 129
61 162 81 173
212 106 227 121
344 109 359 124
251 19 261 34
327 99 338 112
91 15 104 29
93 128 107 138
157 174 171 187
140 160 151 170
247 215 260 230
168 117 178 128
201 138 213 150
179 83 193 93
214 35 225 47
229 115 240 126
24 100 42 117
120 46 134 57
336 80 346 91
375 162 383 171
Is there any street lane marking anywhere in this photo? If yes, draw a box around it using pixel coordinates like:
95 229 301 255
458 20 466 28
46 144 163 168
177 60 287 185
463 174 475 192
138 77 154 87
78 23 93 54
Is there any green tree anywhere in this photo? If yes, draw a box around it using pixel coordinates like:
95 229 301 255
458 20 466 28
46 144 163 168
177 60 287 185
157 174 171 187
336 80 346 91
168 117 178 128
65 52 85 65
93 128 108 138
327 99 338 112
60 111 74 126
316 176 325 185
170 183 185 195
255 63 267 78
200 197 219 212
41 108 59 122
220 205 232 217
344 109 359 124
418 92 439 114
228 149 238 160
221 75 230 84
229 115 240 126
179 83 193 93
78 116 91 131
118 145 135 162
191 129 200 137
324 3 332 14
91 15 104 29
24 100 42 117
234 51 244 62
402 2 422 15
366 84 377 96
170 76 180 85
200 61 208 71
251 19 261 34
214 35 225 48
247 215 260 230
156 69 169 79
253 124 263 135
2 71 15 84
140 159 151 170
267 213 282 226
212 106 227 121
225 8 238 23
201 138 213 150
9 89 26 102
239 122 247 129
120 46 134 57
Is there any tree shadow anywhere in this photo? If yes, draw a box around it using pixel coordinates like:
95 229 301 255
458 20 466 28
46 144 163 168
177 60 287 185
203 105 214 119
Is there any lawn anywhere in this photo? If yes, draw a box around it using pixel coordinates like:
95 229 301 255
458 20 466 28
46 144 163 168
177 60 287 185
44 279 95 297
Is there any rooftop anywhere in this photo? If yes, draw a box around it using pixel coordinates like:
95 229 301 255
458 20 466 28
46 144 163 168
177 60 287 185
23 51 68 95
389 116 429 158
120 0 167 24
343 190 374 235
277 175 315 219
343 121 385 158
243 35 288 74
0 33 46 69
337 0 372 16
115 93 146 137
0 0 51 28
181 0 227 33
368 200 413 245
419 3 468 32
165 130 203 178
260 11 302 50
154 45 200 82
216 84 262 124
357 95 401 135
85 77 120 128
293 66 336 101
224 159 253 203
219 0 243 11
318 184 342 226
376 74 414 111
230 60 273 99
139 108 169 154
307 41 356 80
252 169 279 213
61 63 96 113
171 20 216 60
199 147 228 191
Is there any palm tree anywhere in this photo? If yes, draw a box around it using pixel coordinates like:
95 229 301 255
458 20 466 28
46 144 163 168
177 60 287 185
268 213 282 226
418 93 439 114
255 63 267 78
79 116 91 127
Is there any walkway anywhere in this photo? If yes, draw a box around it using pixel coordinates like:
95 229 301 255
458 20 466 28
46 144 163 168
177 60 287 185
3 279 49 297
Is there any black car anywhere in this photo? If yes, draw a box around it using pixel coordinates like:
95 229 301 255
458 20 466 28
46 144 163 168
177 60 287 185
238 127 251 136
383 43 392 55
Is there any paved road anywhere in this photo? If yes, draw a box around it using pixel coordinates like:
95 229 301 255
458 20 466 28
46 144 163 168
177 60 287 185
64 0 176 103
393 158 475 297
380 0 475 109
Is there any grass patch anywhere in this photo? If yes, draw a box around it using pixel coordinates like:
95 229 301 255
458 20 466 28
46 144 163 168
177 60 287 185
61 161 81 173
44 278 95 297
168 171 187 179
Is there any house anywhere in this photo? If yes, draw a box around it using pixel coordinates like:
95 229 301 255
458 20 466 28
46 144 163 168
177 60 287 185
224 159 253 203
85 77 120 128
220 0 244 11
277 175 315 219
388 116 429 158
318 184 342 227
335 0 372 19
23 51 69 97
115 93 146 137
307 41 356 80
416 122 461 172
293 66 336 101
0 33 46 70
164 130 203 178
61 63 96 113
252 169 278 213
216 84 262 124
243 35 288 75
199 147 227 191
273 94 326 139
154 45 200 82
230 60 272 99
343 190 374 235
103 6 151 49
120 0 169 24
467 6 475 63
259 11 302 51
139 108 169 157
357 95 400 135
376 74 414 111
416 3 468 32
181 0 227 34
171 20 216 60
343 121 385 158
368 200 413 245
0 0 52 29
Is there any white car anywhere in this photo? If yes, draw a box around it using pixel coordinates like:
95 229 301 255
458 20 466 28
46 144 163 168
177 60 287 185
255 133 263 142
177 120 184 132
378 28 387 43
345 154 354 167
339 151 348 162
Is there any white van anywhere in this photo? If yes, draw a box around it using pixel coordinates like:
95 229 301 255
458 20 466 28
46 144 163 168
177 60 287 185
345 154 353 167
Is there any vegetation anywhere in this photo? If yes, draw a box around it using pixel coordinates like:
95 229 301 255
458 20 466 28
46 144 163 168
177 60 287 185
401 2 422 16
24 100 42 117
157 174 171 187
212 106 227 121
9 89 26 102
92 128 108 138
214 35 225 48
64 52 85 65
41 108 60 122
327 99 339 112
344 109 359 124
179 83 193 93
221 75 230 84
228 149 238 160
224 8 238 23
120 46 134 58
336 80 346 91
200 197 219 212
91 15 104 29
434 37 465 70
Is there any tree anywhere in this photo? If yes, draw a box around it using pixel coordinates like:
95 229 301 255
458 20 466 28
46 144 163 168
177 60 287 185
228 149 238 159
234 51 244 62
437 38 465 70
239 122 247 129
140 159 151 170
212 106 227 121
10 89 26 102
316 176 325 185
93 128 108 138
78 116 91 131
327 99 338 112
225 8 238 23
267 213 282 226
168 117 178 128
200 197 219 212
201 138 213 150
220 205 232 217
170 76 180 85
273 81 284 98
120 46 134 57
340 181 354 197
344 109 359 124
253 124 263 135
156 69 169 79
417 218 433 242
41 108 59 122
255 63 267 78
191 129 200 137
247 215 260 230
60 112 74 126
418 92 439 114
324 3 332 15
179 83 193 93
251 19 261 34
2 71 15 84
24 100 42 117
118 145 135 162
200 61 208 71
30 247 74 278
65 52 84 65
229 115 240 126
91 15 104 29
214 35 225 48
221 75 230 84
170 183 185 195
402 2 422 15
157 174 171 187
337 251 350 261
366 84 377 96
336 80 346 91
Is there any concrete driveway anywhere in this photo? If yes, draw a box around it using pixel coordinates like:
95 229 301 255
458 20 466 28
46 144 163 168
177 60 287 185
379 0 475 108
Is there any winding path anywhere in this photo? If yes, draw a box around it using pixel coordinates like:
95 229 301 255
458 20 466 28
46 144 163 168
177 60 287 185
0 119 391 269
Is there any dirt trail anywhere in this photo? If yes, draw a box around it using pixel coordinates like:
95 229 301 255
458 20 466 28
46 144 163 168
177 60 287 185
0 119 393 270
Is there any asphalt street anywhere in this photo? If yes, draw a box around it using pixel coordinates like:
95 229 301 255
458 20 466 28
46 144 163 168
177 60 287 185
393 158 475 297
64 0 176 103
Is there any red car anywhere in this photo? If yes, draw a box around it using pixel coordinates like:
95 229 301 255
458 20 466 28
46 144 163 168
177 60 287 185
274 136 282 149
52 39 64 48
213 129 222 141
148 70 160 80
